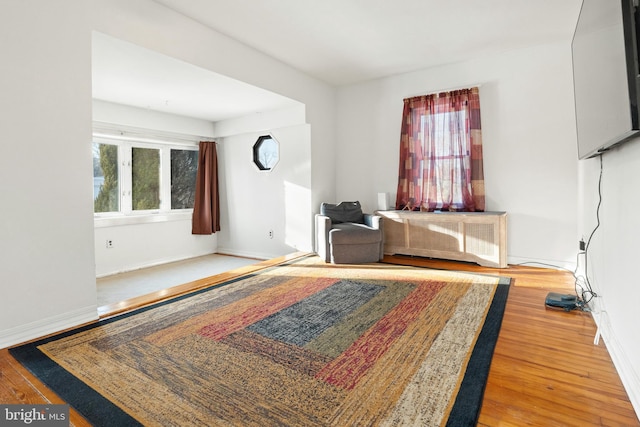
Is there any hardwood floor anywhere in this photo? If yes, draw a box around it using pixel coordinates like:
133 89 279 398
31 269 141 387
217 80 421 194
1 253 638 426
385 256 639 426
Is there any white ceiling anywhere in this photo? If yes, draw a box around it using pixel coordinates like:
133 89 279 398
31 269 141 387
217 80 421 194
92 32 302 122
154 0 583 86
93 0 583 122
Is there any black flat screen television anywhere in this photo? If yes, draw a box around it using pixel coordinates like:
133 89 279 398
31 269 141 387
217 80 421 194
572 0 640 159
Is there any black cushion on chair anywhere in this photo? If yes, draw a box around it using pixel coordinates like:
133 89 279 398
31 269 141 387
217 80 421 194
320 201 364 224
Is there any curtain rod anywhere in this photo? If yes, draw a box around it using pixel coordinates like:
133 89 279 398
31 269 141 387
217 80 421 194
406 83 483 99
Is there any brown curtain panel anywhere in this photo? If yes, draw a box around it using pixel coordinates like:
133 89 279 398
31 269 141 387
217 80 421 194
192 141 221 234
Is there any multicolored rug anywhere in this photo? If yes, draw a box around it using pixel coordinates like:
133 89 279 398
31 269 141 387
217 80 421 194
10 256 510 426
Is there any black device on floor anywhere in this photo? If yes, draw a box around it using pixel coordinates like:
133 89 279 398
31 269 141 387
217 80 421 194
545 292 578 311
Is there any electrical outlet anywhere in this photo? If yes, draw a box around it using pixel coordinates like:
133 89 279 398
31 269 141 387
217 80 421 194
268 230 274 239
106 239 114 249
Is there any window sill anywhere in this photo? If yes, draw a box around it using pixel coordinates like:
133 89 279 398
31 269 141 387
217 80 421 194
94 211 192 228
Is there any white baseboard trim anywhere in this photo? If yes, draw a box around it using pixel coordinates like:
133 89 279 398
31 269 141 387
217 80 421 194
96 251 218 278
591 311 640 421
215 247 272 261
0 305 98 350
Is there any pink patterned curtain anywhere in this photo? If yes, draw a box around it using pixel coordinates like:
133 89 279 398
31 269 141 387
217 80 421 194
395 87 485 212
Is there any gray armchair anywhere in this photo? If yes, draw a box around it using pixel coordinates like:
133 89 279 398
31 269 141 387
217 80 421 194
315 201 384 264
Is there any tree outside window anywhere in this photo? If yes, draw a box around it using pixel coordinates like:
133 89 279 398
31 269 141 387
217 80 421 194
132 147 160 210
171 149 198 209
93 143 119 213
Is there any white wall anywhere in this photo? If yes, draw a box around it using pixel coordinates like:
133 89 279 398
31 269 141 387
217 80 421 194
92 100 218 276
215 106 313 259
94 218 219 277
579 143 640 415
335 41 579 268
214 105 306 138
0 1 98 348
93 99 216 137
217 118 312 259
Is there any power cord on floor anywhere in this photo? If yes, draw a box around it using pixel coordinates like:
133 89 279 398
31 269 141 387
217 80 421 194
512 260 590 312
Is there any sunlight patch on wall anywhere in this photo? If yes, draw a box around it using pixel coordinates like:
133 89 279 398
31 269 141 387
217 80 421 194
284 181 312 252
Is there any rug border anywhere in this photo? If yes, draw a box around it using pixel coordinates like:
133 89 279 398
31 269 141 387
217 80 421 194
9 259 511 426
446 276 511 426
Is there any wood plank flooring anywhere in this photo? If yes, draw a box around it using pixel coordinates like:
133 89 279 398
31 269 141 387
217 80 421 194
384 256 639 426
1 253 638 426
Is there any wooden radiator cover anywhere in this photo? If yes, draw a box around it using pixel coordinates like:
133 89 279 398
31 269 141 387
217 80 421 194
376 210 507 268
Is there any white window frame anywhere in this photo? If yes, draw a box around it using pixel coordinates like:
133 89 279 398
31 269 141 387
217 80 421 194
93 133 199 227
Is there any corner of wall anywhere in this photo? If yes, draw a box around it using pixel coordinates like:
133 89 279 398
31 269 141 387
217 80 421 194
591 307 640 418
0 305 98 350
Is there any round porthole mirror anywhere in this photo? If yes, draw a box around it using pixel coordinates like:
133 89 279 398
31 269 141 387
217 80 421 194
252 135 279 171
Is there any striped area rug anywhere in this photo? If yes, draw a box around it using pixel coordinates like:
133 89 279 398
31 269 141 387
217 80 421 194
10 255 510 426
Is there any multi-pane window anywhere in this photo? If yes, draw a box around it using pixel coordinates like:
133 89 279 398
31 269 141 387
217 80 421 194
170 149 198 209
420 110 469 209
396 88 484 212
93 143 119 213
92 138 198 215
132 147 160 211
